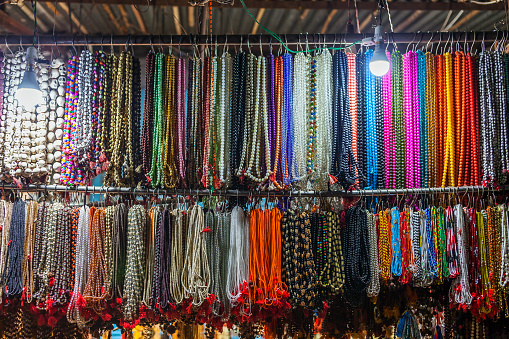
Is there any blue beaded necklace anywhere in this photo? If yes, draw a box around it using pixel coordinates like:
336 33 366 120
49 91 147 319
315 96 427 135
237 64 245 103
282 53 295 185
426 208 437 280
417 50 428 188
391 206 402 276
365 49 377 189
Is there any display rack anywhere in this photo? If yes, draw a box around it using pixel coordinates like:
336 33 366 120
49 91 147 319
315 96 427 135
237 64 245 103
2 184 500 197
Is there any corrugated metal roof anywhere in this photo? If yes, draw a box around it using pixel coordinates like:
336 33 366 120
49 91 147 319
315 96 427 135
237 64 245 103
1 1 506 37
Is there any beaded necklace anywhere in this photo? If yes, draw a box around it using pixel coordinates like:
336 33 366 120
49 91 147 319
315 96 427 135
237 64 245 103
391 206 402 276
315 49 332 190
392 51 405 189
281 209 316 308
61 56 80 186
344 206 370 306
105 51 136 187
399 206 411 284
452 205 472 305
67 206 90 326
216 52 232 188
501 204 509 287
365 49 377 189
141 52 155 178
357 52 367 180
22 200 38 303
468 208 482 301
478 211 491 308
76 50 93 156
383 52 394 189
308 56 318 178
493 51 509 184
378 208 392 281
148 53 165 187
243 55 271 184
411 210 423 286
347 53 358 175
163 55 178 188
403 51 420 188
176 57 187 187
230 52 246 189
417 50 427 188
235 54 254 181
208 55 218 187
454 51 466 186
435 54 445 185
441 52 455 187
90 51 106 167
446 206 459 278
292 53 311 182
272 55 283 187
466 53 480 186
426 208 437 280
187 57 203 189
425 52 437 187
487 207 502 293
3 198 25 298
479 51 496 185
83 207 109 311
202 56 211 188
366 211 380 297
282 53 294 186
123 204 147 322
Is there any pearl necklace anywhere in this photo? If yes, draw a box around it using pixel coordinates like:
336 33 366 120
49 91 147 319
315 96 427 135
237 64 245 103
243 55 271 184
217 53 232 187
314 50 332 190
67 206 91 326
292 53 310 183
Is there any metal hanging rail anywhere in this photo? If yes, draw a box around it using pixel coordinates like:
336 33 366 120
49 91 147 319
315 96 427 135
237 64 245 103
2 184 501 197
0 32 501 47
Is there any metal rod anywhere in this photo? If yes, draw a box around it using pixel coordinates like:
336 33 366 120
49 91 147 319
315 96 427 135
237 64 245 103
0 32 501 47
2 184 500 197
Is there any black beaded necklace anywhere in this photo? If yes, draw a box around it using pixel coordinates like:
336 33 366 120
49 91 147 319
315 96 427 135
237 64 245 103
356 53 367 180
343 205 370 307
230 52 247 189
131 57 143 185
2 198 25 298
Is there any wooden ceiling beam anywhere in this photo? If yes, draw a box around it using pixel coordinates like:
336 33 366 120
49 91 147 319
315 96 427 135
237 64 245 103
131 5 148 34
30 0 507 11
0 10 33 35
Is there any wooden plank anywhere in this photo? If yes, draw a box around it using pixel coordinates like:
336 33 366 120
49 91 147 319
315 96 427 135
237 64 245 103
59 2 89 34
250 8 265 34
131 4 148 34
320 9 337 34
0 10 33 35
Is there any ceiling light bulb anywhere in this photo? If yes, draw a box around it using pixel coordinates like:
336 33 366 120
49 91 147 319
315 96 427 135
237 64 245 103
369 25 390 77
16 46 43 109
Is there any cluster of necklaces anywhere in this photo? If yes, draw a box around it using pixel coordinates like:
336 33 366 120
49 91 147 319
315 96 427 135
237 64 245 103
0 190 507 338
1 45 508 192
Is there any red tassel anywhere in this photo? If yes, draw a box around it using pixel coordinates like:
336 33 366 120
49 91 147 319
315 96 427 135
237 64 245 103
47 316 58 328
48 277 55 288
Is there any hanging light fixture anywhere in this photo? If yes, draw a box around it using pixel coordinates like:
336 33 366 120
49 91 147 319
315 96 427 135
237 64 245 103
15 0 43 109
16 46 43 108
362 0 390 77
369 25 390 77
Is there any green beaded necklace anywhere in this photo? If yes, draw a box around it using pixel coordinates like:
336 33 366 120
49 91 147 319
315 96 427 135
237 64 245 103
148 53 165 187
